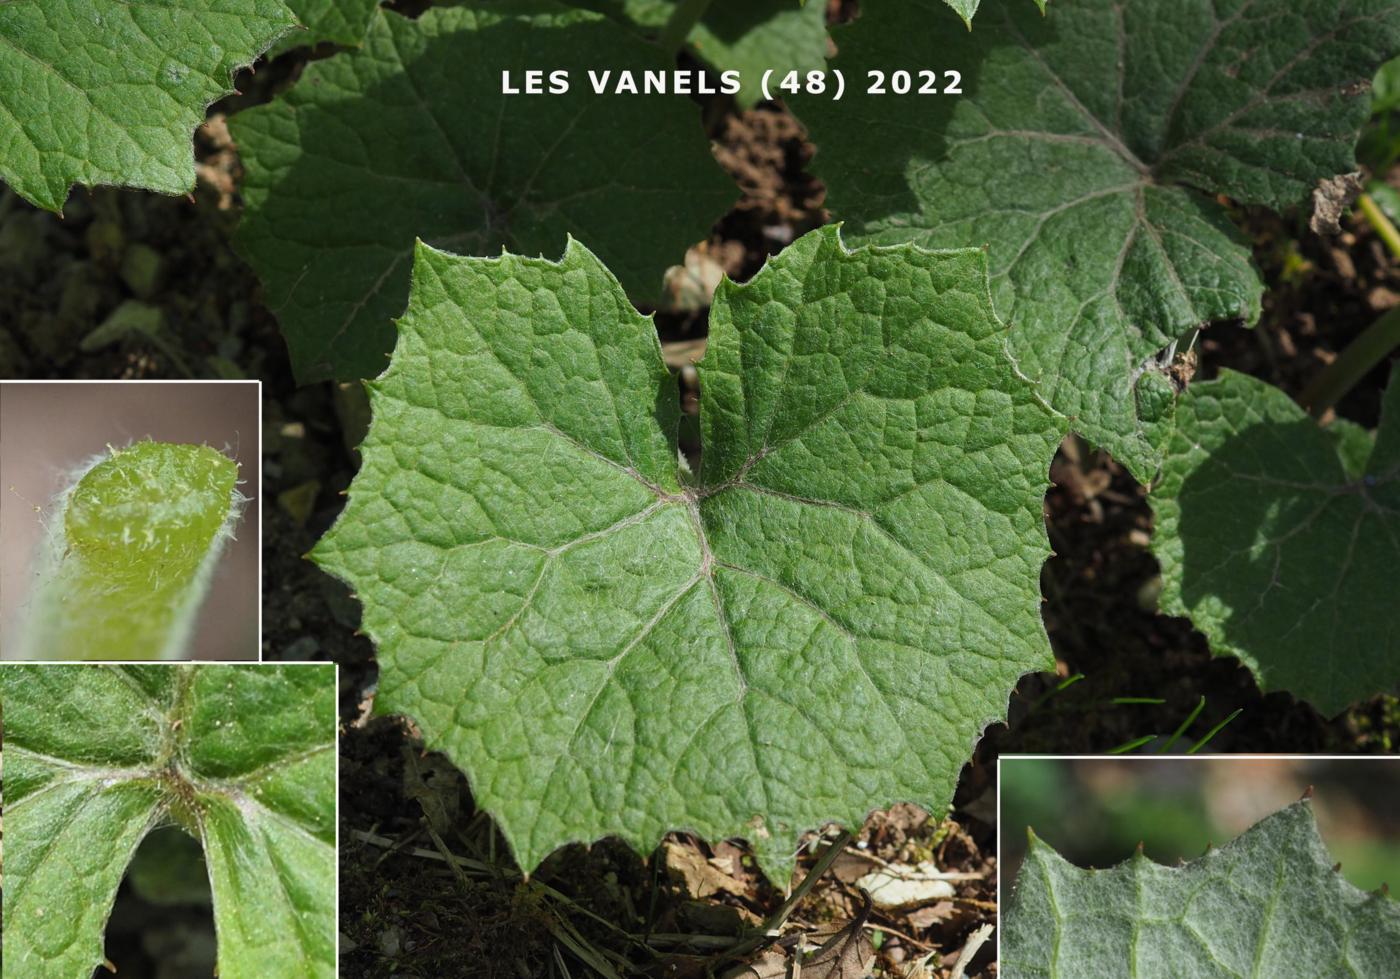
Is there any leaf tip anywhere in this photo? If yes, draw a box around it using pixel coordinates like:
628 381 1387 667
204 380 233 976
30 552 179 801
1301 784 1315 801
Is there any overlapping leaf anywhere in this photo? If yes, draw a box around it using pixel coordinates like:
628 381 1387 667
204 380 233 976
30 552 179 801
233 2 734 382
0 0 296 212
274 0 382 52
571 0 829 107
1150 368 1400 716
313 225 1064 877
0 663 336 979
1003 800 1400 978
799 0 1400 479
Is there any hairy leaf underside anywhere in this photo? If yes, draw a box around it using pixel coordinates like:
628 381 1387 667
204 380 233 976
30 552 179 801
1003 801 1400 978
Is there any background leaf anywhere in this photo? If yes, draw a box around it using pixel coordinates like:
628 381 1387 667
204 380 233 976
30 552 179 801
941 0 1048 29
1002 800 1400 978
0 663 336 979
0 0 296 211
233 2 735 382
313 225 1064 877
1149 368 1400 716
798 0 1400 479
570 0 829 108
275 0 382 52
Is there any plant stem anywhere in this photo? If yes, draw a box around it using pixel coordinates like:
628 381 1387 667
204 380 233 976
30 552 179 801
14 441 240 660
1358 193 1400 262
658 0 712 56
1298 304 1400 416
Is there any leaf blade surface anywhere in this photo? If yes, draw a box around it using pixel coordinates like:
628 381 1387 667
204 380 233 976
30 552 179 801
799 0 1400 478
313 225 1065 875
233 2 735 381
0 663 337 979
1149 368 1400 716
572 0 829 108
1003 801 1400 978
0 0 296 211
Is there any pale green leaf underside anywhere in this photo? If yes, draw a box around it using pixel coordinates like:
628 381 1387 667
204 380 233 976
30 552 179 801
0 0 296 212
313 225 1064 877
0 664 336 979
1003 801 1400 978
800 0 1400 480
1149 368 1400 717
271 0 382 53
233 2 734 382
571 0 829 108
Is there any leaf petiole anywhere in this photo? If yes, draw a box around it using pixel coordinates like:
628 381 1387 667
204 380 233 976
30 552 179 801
12 440 241 660
1298 304 1400 416
658 0 713 56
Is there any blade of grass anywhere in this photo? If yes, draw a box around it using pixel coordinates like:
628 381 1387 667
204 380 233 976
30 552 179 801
1106 734 1157 755
725 828 856 959
1026 673 1085 715
1156 696 1207 753
1111 697 1166 705
1186 709 1243 754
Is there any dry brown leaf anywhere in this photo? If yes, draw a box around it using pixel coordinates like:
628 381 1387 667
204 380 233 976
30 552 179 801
800 892 876 979
401 746 460 835
664 839 749 900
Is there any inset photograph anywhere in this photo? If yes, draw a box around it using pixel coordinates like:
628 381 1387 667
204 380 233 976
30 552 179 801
0 381 259 660
0 661 337 977
999 756 1400 977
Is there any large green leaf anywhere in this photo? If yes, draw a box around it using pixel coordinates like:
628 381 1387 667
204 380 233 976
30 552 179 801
0 663 336 979
1003 800 1400 978
0 0 296 212
799 0 1400 480
233 2 735 382
1149 368 1400 717
570 0 829 108
313 225 1064 876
